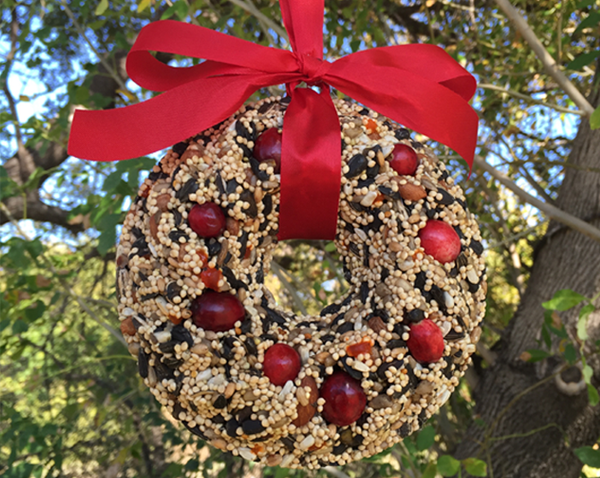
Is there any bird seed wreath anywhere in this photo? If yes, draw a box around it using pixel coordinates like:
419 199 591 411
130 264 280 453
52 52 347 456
116 96 486 469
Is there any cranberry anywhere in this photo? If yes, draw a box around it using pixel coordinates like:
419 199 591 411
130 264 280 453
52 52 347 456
389 144 418 176
407 319 445 363
253 128 282 173
263 344 301 386
419 220 462 264
188 202 225 238
191 291 245 332
320 371 367 426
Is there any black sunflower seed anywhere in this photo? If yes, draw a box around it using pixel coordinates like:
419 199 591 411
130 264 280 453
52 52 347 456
363 243 370 267
172 141 188 156
405 309 425 323
336 321 354 335
158 341 177 354
341 356 363 380
226 178 240 194
241 419 264 435
348 242 360 256
155 360 175 380
387 339 407 349
345 154 368 178
226 418 239 437
456 253 468 268
238 231 249 258
360 281 369 304
454 225 466 240
262 194 273 217
212 394 227 409
222 336 236 360
321 334 335 343
320 302 342 317
357 178 375 189
281 436 295 451
470 239 484 256
258 102 273 114
166 282 182 302
168 229 188 242
175 178 198 200
366 161 380 178
376 359 402 381
214 171 226 195
240 190 258 218
222 266 248 290
333 443 348 455
184 423 207 440
394 128 410 141
415 271 427 291
378 185 400 200
249 156 269 181
244 337 258 355
172 325 193 347
140 292 159 302
381 266 390 281
350 201 367 213
172 209 182 226
207 238 221 256
449 267 459 278
138 349 148 378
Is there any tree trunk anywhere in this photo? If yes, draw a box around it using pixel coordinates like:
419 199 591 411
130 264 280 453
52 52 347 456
455 75 600 477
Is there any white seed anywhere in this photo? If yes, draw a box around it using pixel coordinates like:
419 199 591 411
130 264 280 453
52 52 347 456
444 291 455 309
238 447 256 461
353 360 370 372
467 269 479 284
299 435 315 450
281 454 295 467
279 380 294 402
360 190 378 207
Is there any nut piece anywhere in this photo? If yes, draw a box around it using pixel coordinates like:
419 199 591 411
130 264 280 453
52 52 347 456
120 317 136 336
292 376 318 427
397 182 427 202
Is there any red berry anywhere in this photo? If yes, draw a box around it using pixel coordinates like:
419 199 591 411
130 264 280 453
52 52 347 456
389 144 418 176
188 202 226 238
191 291 245 332
263 344 301 386
419 220 462 264
407 319 445 363
253 128 282 173
320 371 367 426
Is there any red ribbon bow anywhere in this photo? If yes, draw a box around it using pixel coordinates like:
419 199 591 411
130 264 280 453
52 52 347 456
68 0 478 240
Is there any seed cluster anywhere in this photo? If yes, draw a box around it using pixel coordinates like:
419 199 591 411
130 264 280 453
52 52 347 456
116 96 486 468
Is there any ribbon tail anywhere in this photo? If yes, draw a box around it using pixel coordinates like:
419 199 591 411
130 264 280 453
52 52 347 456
278 87 341 240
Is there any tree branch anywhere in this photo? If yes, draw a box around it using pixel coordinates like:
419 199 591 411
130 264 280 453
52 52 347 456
493 0 595 117
474 155 600 243
479 83 586 117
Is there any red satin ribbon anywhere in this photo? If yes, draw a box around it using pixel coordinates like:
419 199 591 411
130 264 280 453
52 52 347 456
68 0 478 241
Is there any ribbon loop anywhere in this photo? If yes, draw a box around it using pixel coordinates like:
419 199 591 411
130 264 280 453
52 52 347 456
68 0 479 242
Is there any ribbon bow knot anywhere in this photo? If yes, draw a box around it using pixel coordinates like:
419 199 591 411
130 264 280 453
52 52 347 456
68 0 478 241
296 54 330 85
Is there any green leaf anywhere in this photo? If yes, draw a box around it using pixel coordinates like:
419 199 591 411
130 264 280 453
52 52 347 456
590 105 600 130
137 0 151 13
416 425 436 451
95 0 108 15
438 455 461 476
97 213 121 256
0 166 19 200
575 446 600 467
542 289 586 311
567 51 600 70
463 457 487 477
422 462 438 478
526 348 552 362
564 343 577 364
583 364 594 383
575 11 600 32
578 304 595 340
588 384 600 406
576 0 596 8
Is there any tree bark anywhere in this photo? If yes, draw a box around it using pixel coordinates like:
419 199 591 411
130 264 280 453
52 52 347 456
455 74 600 477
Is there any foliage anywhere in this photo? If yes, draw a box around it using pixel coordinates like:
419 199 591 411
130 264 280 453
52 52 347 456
1 0 600 477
